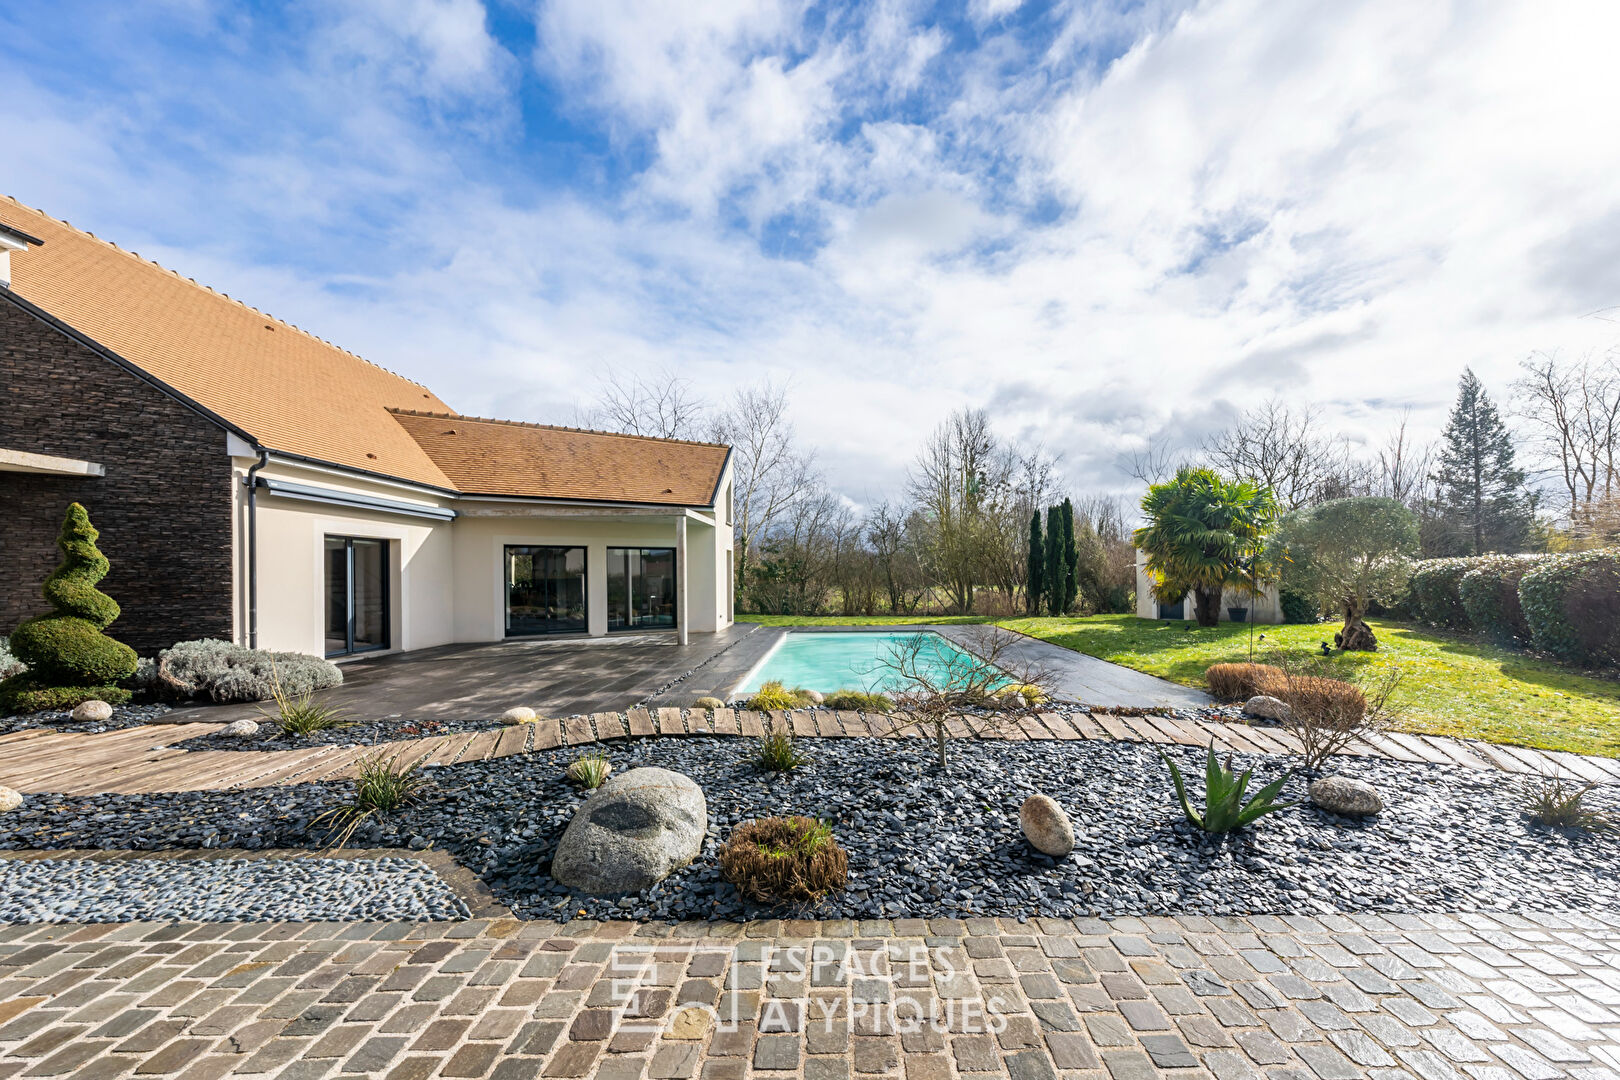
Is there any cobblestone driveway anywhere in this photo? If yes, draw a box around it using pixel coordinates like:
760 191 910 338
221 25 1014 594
2 912 1618 1079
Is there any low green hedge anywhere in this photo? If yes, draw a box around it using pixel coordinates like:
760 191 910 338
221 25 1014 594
1459 554 1547 645
1519 549 1620 667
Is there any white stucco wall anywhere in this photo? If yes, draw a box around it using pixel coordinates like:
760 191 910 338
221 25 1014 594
230 455 734 657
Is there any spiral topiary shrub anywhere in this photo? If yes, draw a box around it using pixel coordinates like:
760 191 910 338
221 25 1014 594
0 504 139 713
154 639 342 704
1519 549 1620 667
1410 557 1492 630
1459 554 1547 645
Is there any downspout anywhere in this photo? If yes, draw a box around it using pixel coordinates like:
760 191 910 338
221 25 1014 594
246 448 270 649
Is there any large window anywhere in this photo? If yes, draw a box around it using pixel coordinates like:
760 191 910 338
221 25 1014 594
506 546 587 636
325 537 389 657
607 547 677 631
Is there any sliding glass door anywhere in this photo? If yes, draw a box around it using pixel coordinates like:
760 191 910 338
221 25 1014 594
325 537 389 657
607 547 677 631
506 546 587 636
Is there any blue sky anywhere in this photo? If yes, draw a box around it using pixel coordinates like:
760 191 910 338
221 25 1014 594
5 0 1620 501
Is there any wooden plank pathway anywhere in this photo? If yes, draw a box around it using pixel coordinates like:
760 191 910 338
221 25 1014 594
0 708 1614 797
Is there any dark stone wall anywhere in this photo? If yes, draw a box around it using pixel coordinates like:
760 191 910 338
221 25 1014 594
0 295 234 655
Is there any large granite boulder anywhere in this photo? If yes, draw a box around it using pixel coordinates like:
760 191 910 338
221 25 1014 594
1309 775 1383 817
551 767 707 895
1019 795 1075 857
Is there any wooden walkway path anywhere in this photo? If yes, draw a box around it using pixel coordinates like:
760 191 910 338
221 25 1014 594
0 708 1616 797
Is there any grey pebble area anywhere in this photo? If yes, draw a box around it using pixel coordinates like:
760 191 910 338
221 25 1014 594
0 856 470 923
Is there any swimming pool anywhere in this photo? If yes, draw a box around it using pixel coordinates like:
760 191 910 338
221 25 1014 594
735 631 1000 696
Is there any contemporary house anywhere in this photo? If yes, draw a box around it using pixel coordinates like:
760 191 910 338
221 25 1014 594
0 197 734 660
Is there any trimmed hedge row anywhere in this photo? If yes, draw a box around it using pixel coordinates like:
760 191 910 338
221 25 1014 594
1407 549 1618 667
1459 555 1547 645
1520 549 1620 667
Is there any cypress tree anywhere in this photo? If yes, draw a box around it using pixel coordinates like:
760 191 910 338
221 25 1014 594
1026 511 1044 615
1061 497 1079 613
0 503 138 713
1432 368 1536 555
1045 505 1063 616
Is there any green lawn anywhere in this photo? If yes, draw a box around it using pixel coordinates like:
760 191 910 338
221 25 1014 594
1002 615 1620 758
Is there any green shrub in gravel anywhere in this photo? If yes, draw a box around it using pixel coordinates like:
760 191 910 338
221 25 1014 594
1410 556 1493 630
821 689 894 712
1162 744 1296 833
1459 554 1547 645
754 728 809 772
152 639 342 704
1 503 138 713
1519 549 1620 667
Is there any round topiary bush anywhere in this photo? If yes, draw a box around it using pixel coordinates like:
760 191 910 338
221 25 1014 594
1278 587 1318 625
1410 557 1492 629
0 504 138 713
1459 554 1547 645
1519 549 1620 667
718 816 848 904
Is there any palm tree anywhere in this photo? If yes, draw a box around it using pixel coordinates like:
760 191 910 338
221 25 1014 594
1134 468 1278 627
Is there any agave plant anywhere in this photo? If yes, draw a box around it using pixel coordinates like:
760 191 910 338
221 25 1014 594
1162 743 1296 833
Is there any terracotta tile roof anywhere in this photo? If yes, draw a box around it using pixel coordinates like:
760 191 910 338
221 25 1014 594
0 196 456 489
0 197 731 505
389 411 728 506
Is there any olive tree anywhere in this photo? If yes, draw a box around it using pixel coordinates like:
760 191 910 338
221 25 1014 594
1271 497 1418 651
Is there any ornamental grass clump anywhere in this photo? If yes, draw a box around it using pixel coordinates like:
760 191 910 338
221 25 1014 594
565 751 613 789
263 662 351 737
1204 663 1285 702
0 503 139 713
1162 744 1295 833
1522 775 1616 834
718 816 849 903
746 680 815 712
754 727 808 772
821 689 894 712
314 754 430 847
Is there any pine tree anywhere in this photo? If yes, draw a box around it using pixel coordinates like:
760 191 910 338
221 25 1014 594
1060 497 1079 613
1044 505 1064 616
1026 511 1044 615
1431 369 1536 555
0 503 138 713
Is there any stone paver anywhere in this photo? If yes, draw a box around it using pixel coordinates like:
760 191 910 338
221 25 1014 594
0 912 1617 1077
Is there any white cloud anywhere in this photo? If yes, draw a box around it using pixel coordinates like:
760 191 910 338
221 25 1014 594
7 0 1620 505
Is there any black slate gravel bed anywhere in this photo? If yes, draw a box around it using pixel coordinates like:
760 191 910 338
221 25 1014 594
172 712 512 751
2 737 1615 923
0 702 172 737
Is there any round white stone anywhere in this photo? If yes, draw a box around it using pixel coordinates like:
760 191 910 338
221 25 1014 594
501 706 538 725
1309 775 1384 817
0 787 21 813
222 719 259 738
71 700 114 722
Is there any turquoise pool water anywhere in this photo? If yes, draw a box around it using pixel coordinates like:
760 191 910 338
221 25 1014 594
736 631 998 695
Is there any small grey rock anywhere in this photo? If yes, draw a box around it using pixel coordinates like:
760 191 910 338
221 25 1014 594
1310 775 1383 817
1243 695 1291 721
1020 794 1075 857
221 719 259 738
71 700 114 723
552 767 707 895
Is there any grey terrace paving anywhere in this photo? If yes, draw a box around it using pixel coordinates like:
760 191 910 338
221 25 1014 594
2 910 1619 1080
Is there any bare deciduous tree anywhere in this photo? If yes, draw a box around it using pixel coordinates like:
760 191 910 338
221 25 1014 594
1203 398 1360 510
874 627 1055 770
907 409 1011 614
709 381 820 597
582 369 707 440
1514 351 1620 543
